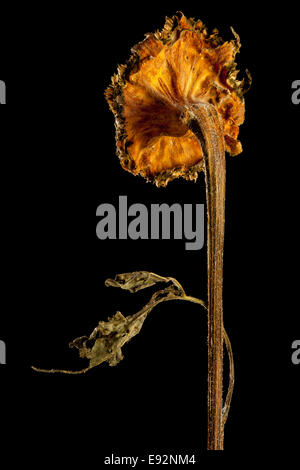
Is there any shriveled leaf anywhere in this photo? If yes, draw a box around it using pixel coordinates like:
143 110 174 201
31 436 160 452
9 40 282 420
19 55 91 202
32 272 190 374
32 271 234 441
105 271 176 293
69 310 148 368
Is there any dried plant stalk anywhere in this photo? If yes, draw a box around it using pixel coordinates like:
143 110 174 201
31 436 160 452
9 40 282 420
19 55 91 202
32 272 234 439
183 103 226 448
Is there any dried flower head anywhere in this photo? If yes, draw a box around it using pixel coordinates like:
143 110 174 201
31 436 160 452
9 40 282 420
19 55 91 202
105 12 249 186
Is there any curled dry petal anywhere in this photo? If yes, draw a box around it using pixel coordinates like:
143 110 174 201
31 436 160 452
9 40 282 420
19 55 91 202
105 12 248 186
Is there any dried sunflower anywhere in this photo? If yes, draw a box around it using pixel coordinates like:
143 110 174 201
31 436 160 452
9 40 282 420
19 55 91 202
105 12 248 186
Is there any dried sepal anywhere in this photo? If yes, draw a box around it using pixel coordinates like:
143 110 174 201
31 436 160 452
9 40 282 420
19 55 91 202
105 12 248 187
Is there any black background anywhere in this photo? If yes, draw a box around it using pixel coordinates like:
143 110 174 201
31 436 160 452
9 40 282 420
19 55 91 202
0 0 299 465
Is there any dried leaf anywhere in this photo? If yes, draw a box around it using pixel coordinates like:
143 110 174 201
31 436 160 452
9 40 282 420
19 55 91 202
32 271 234 443
32 272 186 374
69 310 149 368
105 271 179 293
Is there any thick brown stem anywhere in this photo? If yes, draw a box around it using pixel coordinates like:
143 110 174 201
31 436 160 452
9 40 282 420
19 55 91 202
184 103 226 450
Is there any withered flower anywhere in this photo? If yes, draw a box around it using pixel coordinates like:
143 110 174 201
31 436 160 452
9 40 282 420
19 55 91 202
105 12 248 186
106 12 249 451
32 13 248 454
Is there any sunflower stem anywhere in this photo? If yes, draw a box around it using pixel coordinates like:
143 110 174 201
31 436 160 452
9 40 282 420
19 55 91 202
184 103 226 450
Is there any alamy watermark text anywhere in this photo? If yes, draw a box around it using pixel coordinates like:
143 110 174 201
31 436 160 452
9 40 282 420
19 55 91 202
291 340 300 365
96 196 204 251
0 80 6 104
0 340 6 364
291 80 300 105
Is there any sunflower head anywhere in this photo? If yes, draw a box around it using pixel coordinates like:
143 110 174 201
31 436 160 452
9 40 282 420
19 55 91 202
105 12 249 187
